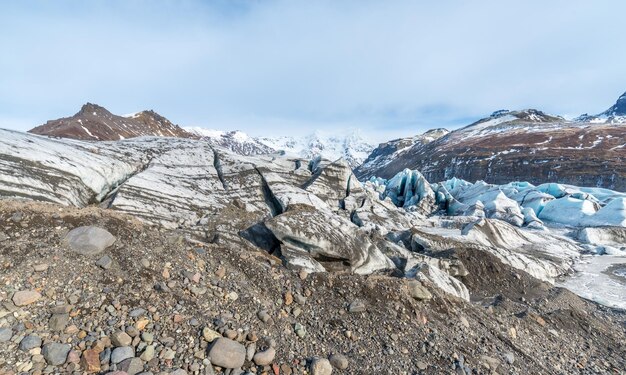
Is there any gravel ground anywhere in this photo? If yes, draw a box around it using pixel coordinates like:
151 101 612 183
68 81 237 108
0 200 624 375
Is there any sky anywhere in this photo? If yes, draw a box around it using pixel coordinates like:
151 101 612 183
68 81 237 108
1 0 625 141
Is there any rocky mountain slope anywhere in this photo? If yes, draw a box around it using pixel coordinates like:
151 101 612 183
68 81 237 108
0 129 625 373
29 103 196 141
356 95 626 191
185 128 275 156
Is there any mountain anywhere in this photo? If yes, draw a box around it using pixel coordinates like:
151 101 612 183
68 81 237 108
257 131 375 168
576 91 626 124
29 103 195 141
186 128 376 168
356 101 626 191
186 127 275 155
354 128 449 179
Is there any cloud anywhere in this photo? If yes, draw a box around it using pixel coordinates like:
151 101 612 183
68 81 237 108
0 0 624 140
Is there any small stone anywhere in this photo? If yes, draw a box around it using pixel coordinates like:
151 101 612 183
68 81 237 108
215 266 226 278
207 338 246 369
135 318 150 331
81 349 101 373
257 310 271 323
253 347 276 366
407 280 432 300
348 300 366 313
227 291 238 301
329 354 348 370
509 327 517 339
12 290 42 306
459 316 470 328
140 345 155 361
118 357 144 375
0 327 12 342
504 352 515 364
310 357 333 375
19 335 42 351
49 313 70 331
170 370 187 375
202 327 221 343
42 343 71 366
141 332 154 343
416 361 427 370
33 263 49 272
96 255 113 270
111 331 133 347
299 269 309 280
294 323 306 338
111 346 134 364
284 292 293 306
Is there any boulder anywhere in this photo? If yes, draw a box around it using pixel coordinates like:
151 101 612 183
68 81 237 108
207 338 246 369
64 226 116 255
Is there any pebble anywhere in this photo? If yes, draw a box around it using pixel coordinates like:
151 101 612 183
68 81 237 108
207 338 246 369
111 346 135 364
257 310 271 323
407 280 432 300
253 347 276 366
42 343 71 365
348 300 366 313
504 352 515 364
140 345 155 361
118 357 144 375
19 335 42 351
49 313 70 331
33 263 49 272
0 327 12 342
111 331 133 347
294 323 306 338
310 357 333 375
96 255 114 269
12 290 42 306
81 349 101 373
202 327 221 342
329 354 348 370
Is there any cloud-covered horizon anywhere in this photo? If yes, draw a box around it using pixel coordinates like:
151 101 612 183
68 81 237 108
1 0 624 141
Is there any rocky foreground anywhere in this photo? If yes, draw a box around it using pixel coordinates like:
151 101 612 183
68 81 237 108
0 200 625 375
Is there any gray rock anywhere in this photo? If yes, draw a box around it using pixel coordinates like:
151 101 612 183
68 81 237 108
19 335 42 351
0 328 12 342
348 300 366 313
96 255 114 269
49 313 69 331
118 357 144 375
111 346 135 364
64 226 116 256
111 331 133 347
329 354 348 370
253 347 276 366
504 352 515 364
207 338 246 369
310 357 333 375
407 280 432 300
170 370 188 375
42 342 71 365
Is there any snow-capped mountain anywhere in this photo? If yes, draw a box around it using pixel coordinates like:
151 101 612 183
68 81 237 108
576 91 626 124
29 103 195 141
356 95 626 191
257 131 375 168
185 128 376 168
354 128 448 179
185 127 275 156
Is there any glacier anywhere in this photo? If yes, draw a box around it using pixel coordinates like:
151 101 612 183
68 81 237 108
1 128 625 309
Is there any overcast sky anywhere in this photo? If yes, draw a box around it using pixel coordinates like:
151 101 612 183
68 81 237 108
1 0 624 141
